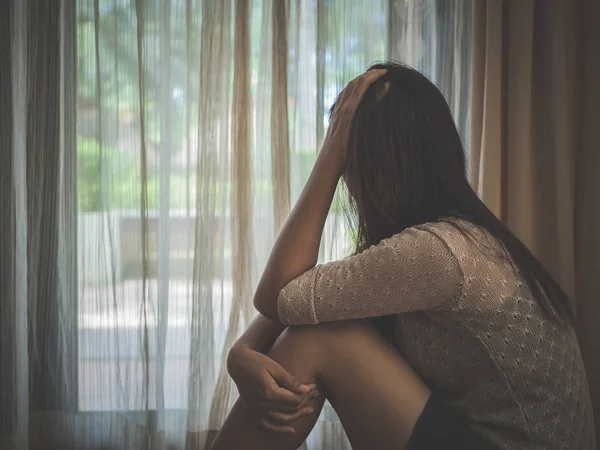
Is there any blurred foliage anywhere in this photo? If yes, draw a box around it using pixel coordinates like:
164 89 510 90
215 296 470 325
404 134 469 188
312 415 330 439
77 138 197 212
75 0 385 214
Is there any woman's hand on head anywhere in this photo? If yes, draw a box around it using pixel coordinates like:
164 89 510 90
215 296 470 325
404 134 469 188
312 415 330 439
227 344 320 433
321 69 387 166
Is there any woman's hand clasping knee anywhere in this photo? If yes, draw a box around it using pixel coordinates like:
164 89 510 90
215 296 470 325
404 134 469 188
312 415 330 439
227 344 321 433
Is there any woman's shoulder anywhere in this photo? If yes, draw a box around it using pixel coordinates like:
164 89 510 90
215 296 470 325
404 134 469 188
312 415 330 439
408 217 507 263
378 217 506 267
409 216 479 243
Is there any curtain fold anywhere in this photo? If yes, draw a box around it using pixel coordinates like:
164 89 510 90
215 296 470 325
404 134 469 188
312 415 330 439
270 0 291 233
26 0 72 414
575 0 600 437
9 0 29 446
469 0 600 438
189 0 232 442
1 1 472 448
0 0 16 440
202 0 255 445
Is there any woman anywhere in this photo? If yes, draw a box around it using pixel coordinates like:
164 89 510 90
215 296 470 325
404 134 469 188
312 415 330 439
210 63 595 449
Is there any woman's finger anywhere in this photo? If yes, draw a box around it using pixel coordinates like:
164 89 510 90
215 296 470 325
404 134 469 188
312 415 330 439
347 69 387 108
266 385 307 406
265 407 315 426
345 80 362 110
298 389 321 408
334 69 387 115
260 399 305 414
259 388 320 414
257 417 295 434
358 68 387 87
334 82 354 113
268 364 313 396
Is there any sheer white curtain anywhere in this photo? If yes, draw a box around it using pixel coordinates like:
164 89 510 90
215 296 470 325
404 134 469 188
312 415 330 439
1 1 471 449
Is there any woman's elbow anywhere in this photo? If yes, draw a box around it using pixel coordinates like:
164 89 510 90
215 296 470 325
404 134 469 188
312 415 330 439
253 289 281 324
252 294 266 315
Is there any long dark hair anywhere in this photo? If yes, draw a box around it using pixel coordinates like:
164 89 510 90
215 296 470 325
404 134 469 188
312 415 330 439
336 62 573 325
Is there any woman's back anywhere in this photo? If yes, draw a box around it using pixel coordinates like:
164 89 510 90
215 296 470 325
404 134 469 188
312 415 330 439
394 218 595 449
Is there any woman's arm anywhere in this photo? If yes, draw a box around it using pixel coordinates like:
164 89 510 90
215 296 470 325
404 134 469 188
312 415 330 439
253 149 342 321
277 226 464 325
231 314 286 354
254 69 387 322
224 71 386 433
226 314 316 434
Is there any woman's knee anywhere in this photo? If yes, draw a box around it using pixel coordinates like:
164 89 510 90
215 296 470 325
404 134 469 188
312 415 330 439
268 320 378 384
270 319 383 366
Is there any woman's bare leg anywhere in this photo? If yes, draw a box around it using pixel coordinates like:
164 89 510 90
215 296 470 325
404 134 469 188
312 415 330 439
210 320 431 450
